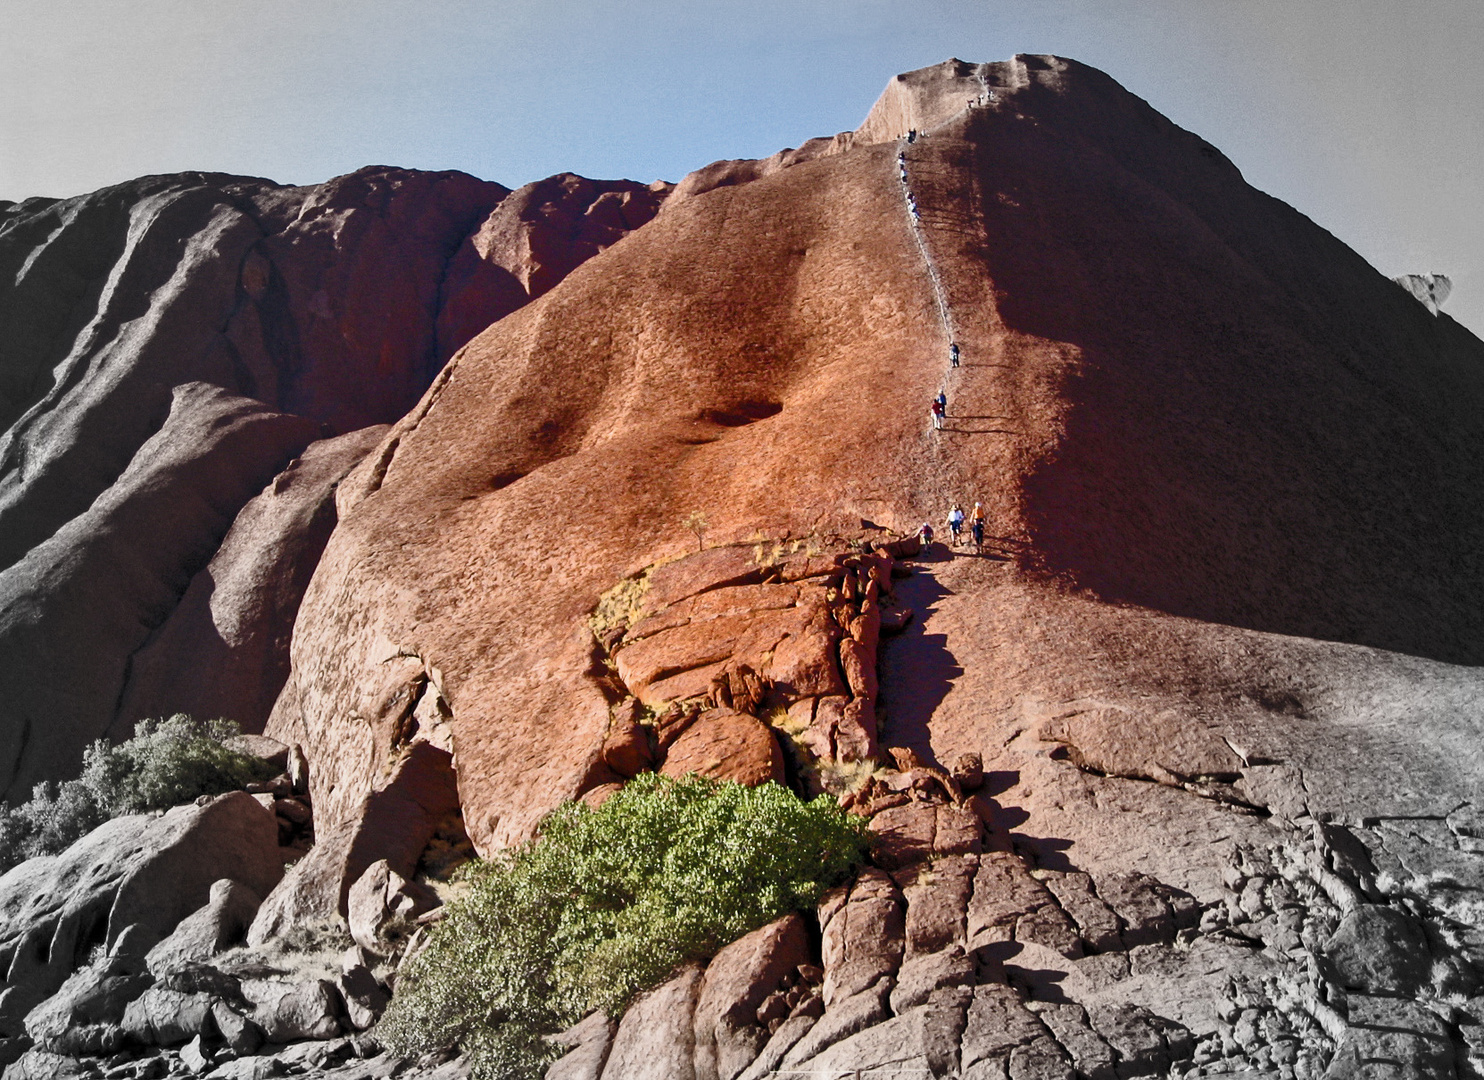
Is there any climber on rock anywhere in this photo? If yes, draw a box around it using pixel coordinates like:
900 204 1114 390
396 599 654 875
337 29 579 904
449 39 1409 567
949 342 960 368
918 521 934 551
970 502 986 548
931 396 945 430
947 504 965 545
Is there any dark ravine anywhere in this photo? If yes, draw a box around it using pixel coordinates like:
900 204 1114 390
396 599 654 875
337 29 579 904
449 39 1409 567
0 52 1482 1080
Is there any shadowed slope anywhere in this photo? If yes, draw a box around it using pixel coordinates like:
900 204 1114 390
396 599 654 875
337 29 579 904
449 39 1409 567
0 165 671 800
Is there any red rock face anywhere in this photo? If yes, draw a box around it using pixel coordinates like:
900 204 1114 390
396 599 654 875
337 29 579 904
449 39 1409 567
8 51 1484 1077
271 55 1484 1075
276 54 1484 847
437 172 671 362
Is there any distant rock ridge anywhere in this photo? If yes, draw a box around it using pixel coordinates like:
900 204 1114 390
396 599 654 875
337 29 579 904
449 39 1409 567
0 162 671 801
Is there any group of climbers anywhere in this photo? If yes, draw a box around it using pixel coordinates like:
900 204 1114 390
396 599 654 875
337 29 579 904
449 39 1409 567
898 135 965 435
919 501 986 552
904 100 992 559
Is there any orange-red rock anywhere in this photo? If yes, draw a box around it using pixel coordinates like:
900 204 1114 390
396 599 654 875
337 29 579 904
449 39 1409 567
10 51 1482 1073
658 709 786 787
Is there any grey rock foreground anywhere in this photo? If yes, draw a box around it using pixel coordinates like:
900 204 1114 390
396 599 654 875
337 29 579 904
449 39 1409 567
0 790 436 1079
0 792 281 1036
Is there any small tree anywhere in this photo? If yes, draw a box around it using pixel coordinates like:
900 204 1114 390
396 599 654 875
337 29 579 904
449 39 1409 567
380 774 871 1079
682 511 708 552
0 715 276 872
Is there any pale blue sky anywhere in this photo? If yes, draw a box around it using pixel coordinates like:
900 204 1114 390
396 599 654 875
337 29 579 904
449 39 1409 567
2 0 1480 334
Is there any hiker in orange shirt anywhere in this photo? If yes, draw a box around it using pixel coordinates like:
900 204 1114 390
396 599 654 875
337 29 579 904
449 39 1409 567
969 502 986 549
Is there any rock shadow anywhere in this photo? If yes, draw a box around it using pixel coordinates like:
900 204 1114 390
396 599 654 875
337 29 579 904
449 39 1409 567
957 93 1484 665
878 568 962 767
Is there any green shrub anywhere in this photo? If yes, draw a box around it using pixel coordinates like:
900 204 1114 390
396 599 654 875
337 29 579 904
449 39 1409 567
0 715 276 872
380 773 871 1080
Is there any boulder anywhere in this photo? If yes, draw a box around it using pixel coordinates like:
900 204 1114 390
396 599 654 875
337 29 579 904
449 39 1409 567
345 860 441 957
789 985 970 1077
1324 995 1454 1080
200 1059 285 1080
180 1033 213 1074
120 988 214 1046
1085 1003 1182 1079
779 978 894 1069
248 741 458 945
1085 872 1175 951
156 964 244 1003
819 869 905 1007
888 946 976 1014
1039 872 1122 954
209 999 263 1056
146 880 263 976
966 852 1068 952
896 855 975 957
692 913 809 1080
241 979 342 1043
102 795 283 948
659 710 785 788
960 983 1059 1075
1027 1002 1116 1080
600 713 655 779
22 960 150 1056
1 1050 98 1079
1324 905 1433 996
600 963 704 1080
336 963 389 1031
735 1014 817 1080
546 1011 618 1080
868 804 938 871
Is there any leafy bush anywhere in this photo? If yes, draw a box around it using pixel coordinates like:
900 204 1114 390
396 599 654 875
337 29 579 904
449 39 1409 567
0 714 276 872
380 773 871 1080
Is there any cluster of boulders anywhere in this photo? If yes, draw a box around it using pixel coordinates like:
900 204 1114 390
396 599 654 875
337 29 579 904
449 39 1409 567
0 736 465 1080
556 536 1484 1079
586 538 919 802
559 547 1224 1077
544 709 1218 1080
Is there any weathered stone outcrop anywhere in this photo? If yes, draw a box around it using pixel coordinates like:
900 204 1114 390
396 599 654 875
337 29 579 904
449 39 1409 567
9 51 1484 1079
438 173 671 357
0 162 670 803
110 425 390 739
0 792 281 1037
0 384 321 798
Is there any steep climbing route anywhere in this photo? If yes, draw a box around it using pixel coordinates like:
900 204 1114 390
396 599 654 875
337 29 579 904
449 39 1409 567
895 136 957 370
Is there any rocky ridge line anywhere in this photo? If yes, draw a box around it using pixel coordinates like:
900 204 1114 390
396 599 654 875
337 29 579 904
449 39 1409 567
0 165 672 803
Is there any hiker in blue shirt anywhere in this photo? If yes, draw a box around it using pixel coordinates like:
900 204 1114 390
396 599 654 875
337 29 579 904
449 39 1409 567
947 504 965 545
